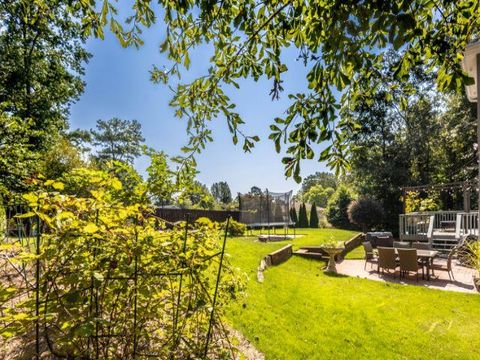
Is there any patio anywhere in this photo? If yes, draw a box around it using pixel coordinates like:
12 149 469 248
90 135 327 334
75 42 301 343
337 258 477 294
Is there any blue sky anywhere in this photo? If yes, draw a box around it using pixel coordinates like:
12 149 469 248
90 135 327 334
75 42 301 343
69 19 330 195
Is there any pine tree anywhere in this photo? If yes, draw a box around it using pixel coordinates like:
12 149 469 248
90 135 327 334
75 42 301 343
298 203 309 228
289 206 298 225
310 202 319 228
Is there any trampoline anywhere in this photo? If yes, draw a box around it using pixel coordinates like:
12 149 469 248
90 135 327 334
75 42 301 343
238 189 296 240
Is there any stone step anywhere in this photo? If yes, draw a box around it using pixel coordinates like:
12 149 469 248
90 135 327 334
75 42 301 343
432 240 458 245
297 246 328 254
431 243 457 252
432 238 459 243
293 249 328 260
432 241 457 246
432 232 457 239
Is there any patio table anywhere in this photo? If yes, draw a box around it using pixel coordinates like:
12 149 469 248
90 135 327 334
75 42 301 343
394 249 438 280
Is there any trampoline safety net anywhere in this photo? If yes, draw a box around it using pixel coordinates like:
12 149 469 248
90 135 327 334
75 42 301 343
238 190 294 228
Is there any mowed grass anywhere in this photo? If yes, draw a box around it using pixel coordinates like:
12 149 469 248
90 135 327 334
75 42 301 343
225 228 480 360
246 227 360 250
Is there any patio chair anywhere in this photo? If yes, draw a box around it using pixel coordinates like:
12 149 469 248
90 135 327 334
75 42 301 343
412 242 432 250
377 247 397 278
398 248 424 282
362 241 377 270
431 246 456 280
393 241 411 249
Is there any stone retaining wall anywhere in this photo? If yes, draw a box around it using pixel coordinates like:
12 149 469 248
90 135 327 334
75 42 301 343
257 244 293 282
338 233 365 260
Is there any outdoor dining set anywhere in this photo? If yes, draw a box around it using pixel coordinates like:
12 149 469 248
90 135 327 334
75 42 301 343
363 241 455 282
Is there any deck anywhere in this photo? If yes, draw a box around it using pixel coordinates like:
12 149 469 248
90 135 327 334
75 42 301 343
399 211 479 252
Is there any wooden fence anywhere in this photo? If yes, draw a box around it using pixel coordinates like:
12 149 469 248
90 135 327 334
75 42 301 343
155 208 240 224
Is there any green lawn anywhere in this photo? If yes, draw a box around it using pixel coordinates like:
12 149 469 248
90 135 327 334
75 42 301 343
246 227 359 249
225 228 480 360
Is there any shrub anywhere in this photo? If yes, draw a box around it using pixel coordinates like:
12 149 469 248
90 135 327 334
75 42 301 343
289 207 298 225
298 203 309 228
227 219 246 236
195 216 215 228
468 241 480 291
309 202 319 228
325 185 355 229
0 177 243 358
319 217 331 228
347 197 384 232
467 241 480 271
405 191 441 213
457 235 479 267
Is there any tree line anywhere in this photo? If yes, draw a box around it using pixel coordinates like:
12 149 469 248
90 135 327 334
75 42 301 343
0 1 477 227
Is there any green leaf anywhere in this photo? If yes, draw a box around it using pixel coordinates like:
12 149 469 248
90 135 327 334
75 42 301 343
52 181 64 190
93 272 104 282
83 223 98 234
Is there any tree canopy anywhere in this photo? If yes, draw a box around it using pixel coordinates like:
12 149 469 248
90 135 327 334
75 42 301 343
0 0 89 151
188 181 217 209
91 118 145 164
302 185 335 208
211 181 233 204
301 172 338 194
0 113 37 197
298 203 309 228
145 148 198 207
325 185 356 229
309 202 319 228
67 0 480 181
249 186 263 196
346 58 477 233
0 0 89 196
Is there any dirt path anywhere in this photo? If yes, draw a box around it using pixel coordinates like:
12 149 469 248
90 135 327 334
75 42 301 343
229 327 265 360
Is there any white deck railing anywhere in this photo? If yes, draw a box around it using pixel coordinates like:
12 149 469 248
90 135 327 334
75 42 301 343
399 213 434 241
455 212 479 239
400 211 479 242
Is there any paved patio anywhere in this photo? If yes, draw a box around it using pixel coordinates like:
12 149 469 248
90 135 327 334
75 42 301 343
337 258 477 294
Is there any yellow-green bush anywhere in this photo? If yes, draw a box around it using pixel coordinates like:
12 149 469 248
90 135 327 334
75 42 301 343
0 173 244 358
226 219 246 236
195 216 215 228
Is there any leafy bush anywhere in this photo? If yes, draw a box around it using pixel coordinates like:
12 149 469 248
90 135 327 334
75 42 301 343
405 191 441 212
309 202 319 228
347 197 384 232
467 241 480 272
468 241 480 291
226 219 246 236
197 217 244 236
319 216 331 229
457 235 479 267
298 203 309 228
325 186 355 229
0 175 243 358
195 216 215 228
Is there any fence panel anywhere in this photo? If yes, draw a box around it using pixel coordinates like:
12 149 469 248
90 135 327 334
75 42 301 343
155 208 240 224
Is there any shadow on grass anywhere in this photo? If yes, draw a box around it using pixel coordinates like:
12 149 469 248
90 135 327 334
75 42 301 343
323 271 349 278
